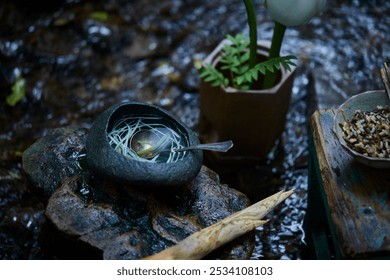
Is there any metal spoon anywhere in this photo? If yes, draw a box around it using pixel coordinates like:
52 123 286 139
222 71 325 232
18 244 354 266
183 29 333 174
130 129 233 159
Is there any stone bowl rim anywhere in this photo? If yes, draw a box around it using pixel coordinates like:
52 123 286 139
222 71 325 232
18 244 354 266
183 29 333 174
333 89 390 169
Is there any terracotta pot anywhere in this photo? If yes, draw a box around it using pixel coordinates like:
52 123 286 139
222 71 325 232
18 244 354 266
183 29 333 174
199 40 296 163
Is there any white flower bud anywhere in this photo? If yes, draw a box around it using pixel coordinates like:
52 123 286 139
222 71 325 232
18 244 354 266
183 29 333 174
264 0 327 27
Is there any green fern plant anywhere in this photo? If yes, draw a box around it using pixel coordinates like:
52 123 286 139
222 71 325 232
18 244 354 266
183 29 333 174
198 33 296 90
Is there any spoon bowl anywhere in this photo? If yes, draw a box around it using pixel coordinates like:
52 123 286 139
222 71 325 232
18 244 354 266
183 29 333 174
130 129 173 159
131 129 233 159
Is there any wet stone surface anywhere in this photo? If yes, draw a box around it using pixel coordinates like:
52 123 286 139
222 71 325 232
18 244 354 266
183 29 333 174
1 0 390 259
23 127 88 199
22 127 253 259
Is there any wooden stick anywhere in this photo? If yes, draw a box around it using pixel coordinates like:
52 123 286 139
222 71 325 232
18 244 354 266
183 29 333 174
381 63 390 97
380 68 390 95
143 189 294 260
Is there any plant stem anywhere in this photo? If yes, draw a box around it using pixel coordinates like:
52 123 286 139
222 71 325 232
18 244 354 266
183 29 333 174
263 21 286 89
243 0 257 70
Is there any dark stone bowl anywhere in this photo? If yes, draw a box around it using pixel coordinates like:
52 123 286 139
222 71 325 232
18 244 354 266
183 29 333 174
86 102 203 186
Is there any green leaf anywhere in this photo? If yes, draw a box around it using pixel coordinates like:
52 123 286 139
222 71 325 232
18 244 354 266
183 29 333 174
239 65 249 75
251 70 258 81
237 39 249 52
220 56 231 64
239 52 250 63
222 45 232 54
199 63 229 88
199 33 297 90
236 76 245 85
232 57 240 67
199 71 208 78
234 55 297 89
245 72 252 82
6 75 26 106
90 11 109 21
211 80 222 87
226 34 236 43
265 64 275 73
223 78 229 87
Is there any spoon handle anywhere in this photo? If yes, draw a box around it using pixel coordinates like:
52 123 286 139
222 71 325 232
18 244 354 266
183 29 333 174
174 140 233 153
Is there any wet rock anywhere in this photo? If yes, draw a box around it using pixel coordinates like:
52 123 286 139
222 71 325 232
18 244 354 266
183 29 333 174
23 126 254 259
0 168 45 259
124 34 160 60
24 25 83 65
22 127 87 199
45 167 253 260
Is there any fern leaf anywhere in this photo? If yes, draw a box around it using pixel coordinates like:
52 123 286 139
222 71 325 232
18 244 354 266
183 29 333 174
199 70 210 79
236 76 245 85
235 55 297 87
239 52 250 64
239 64 249 75
251 70 258 81
245 72 252 82
199 63 229 88
226 34 236 44
229 34 244 46
199 34 297 90
211 80 221 87
265 64 275 73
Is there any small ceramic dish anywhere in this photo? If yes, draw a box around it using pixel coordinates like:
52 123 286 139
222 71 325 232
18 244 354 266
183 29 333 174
333 90 390 168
